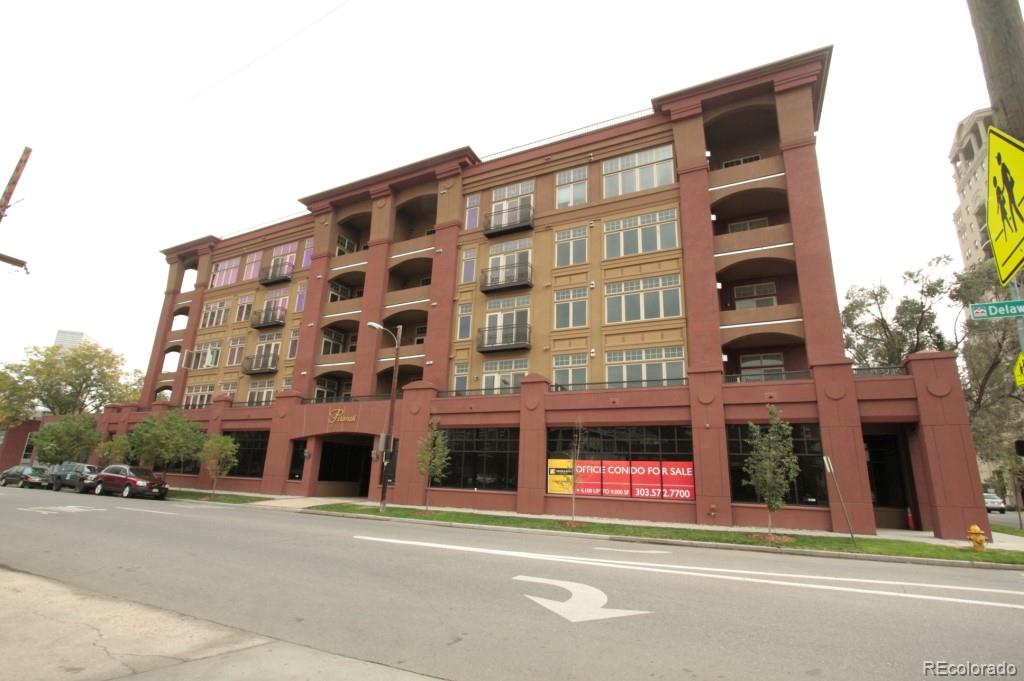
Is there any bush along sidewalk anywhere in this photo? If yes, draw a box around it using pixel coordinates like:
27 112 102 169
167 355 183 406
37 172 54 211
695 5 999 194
307 503 1024 566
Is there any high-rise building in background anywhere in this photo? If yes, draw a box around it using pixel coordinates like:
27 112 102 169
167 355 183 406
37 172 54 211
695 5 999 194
950 108 995 267
53 330 97 351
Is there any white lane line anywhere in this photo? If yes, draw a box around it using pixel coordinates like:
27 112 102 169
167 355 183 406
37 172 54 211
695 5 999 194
594 547 671 555
116 506 176 515
355 536 1024 611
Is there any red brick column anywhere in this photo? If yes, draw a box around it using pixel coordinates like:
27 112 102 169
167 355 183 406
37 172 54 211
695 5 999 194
351 239 392 396
422 221 460 388
388 379 436 506
259 390 302 495
516 374 549 515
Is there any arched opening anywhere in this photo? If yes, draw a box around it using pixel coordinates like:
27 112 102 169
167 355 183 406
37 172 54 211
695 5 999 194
327 271 366 302
395 194 437 241
335 212 371 255
313 370 354 403
717 257 799 312
320 320 359 358
170 307 190 332
711 188 790 236
154 386 173 402
375 364 423 395
704 104 780 171
387 256 433 292
377 310 429 348
161 347 182 373
180 260 199 293
722 332 807 382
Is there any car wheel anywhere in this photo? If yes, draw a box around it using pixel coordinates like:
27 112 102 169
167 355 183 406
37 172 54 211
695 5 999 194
0 477 7 487
53 482 62 492
17 479 26 488
121 485 132 498
1000 509 1006 514
156 492 166 500
94 482 104 495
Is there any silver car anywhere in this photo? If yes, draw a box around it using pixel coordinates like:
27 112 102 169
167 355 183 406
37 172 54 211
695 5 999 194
984 493 1007 514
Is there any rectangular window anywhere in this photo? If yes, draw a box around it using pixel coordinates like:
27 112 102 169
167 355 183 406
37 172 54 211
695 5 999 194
223 430 270 477
295 282 307 313
183 384 213 410
200 300 230 329
246 380 275 407
322 327 348 355
210 257 240 289
553 288 587 329
555 166 588 208
243 252 262 281
727 217 770 233
461 247 477 284
453 362 469 395
605 275 681 324
301 238 313 268
336 235 359 256
490 180 534 229
722 154 760 169
314 377 340 403
281 377 293 392
734 282 777 309
226 337 245 366
439 428 519 491
414 325 427 344
483 295 530 348
604 209 678 259
465 194 480 230
328 280 353 302
552 353 587 391
190 341 222 370
219 381 237 399
554 226 587 267
606 345 685 388
602 145 674 198
235 295 253 323
727 423 827 506
252 333 281 372
263 287 289 318
456 303 472 341
738 353 785 381
485 238 531 288
288 329 300 359
482 358 528 394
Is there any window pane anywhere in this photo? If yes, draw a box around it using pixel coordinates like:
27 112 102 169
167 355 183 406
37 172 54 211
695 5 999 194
458 316 471 340
572 238 586 264
643 291 660 318
663 289 681 317
604 175 618 198
625 364 643 384
660 223 677 249
573 182 586 205
606 234 620 259
638 164 655 190
555 303 569 329
646 363 663 383
607 298 622 324
556 242 569 267
556 186 571 208
656 160 674 186
622 170 636 195
667 362 684 381
572 300 586 326
608 366 623 384
624 293 641 321
641 225 658 252
623 230 639 256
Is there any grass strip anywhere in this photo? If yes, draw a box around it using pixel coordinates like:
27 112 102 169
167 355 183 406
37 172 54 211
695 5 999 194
168 490 266 504
310 503 1024 566
992 524 1024 538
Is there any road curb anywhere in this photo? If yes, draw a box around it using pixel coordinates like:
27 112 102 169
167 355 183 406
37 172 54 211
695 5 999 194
299 509 1024 571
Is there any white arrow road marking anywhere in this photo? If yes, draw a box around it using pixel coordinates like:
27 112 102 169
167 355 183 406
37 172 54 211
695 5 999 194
594 547 671 554
116 506 176 515
355 536 1024 611
18 505 107 515
513 576 649 622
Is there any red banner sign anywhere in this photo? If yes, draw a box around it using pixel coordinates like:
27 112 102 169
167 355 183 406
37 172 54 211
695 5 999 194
564 460 694 500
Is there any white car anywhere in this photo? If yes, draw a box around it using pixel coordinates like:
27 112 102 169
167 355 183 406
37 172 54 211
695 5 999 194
984 493 1007 514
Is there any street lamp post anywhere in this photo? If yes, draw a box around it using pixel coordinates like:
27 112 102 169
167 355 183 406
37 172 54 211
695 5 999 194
367 321 402 512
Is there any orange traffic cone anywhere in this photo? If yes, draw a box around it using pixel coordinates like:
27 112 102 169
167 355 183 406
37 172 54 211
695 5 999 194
906 506 916 530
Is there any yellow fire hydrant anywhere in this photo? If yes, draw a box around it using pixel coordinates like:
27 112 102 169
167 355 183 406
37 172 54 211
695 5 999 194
967 524 987 551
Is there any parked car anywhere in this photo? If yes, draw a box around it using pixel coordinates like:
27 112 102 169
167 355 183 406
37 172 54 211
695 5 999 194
93 465 168 499
984 492 1007 514
50 462 101 493
0 465 52 489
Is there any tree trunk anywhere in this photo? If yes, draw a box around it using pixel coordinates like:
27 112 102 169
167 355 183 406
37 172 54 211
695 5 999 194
968 0 1024 138
425 484 431 513
768 510 774 540
211 475 218 499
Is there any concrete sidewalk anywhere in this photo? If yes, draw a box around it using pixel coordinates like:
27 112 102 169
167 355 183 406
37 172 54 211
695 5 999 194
1 568 435 681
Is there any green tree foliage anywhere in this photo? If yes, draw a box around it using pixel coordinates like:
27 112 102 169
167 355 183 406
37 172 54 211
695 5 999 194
128 411 206 477
742 404 800 537
841 256 953 367
0 342 142 428
96 435 132 467
29 414 102 466
200 435 240 497
416 419 450 511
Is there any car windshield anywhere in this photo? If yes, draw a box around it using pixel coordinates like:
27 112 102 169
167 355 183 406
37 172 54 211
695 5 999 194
128 467 156 478
84 465 98 474
28 467 47 475
984 494 1001 500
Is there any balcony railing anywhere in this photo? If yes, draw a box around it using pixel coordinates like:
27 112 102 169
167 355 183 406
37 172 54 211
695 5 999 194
259 261 295 285
550 378 688 392
241 355 279 375
480 263 532 292
476 324 531 352
302 393 402 404
250 308 287 328
723 370 810 383
437 387 522 397
483 205 533 237
852 366 907 377
231 399 275 408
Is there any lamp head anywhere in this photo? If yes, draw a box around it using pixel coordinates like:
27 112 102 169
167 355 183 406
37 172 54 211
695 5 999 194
367 322 384 331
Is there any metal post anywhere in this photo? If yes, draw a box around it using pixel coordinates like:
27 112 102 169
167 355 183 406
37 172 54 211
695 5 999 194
823 455 858 549
378 323 402 513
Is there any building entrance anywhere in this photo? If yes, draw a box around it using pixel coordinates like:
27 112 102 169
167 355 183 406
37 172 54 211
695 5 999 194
317 435 373 497
864 426 919 530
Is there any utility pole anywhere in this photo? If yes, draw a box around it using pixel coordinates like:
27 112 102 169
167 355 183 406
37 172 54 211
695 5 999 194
0 146 32 272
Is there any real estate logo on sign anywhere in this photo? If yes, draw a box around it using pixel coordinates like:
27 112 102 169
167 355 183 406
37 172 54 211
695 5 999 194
987 126 1024 285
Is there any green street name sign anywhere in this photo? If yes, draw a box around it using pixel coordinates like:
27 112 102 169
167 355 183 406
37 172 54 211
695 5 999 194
970 300 1024 320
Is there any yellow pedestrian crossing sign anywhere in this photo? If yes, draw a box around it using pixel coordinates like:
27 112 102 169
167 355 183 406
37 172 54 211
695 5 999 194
987 127 1024 285
1015 353 1024 389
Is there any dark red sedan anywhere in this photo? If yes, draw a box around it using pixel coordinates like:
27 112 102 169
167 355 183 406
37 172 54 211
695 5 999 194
94 465 168 499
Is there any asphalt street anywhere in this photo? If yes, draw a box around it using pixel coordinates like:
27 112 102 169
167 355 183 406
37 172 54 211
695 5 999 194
1 486 1022 681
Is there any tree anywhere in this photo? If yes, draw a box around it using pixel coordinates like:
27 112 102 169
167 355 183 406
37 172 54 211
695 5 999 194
128 411 206 477
29 414 102 466
0 342 142 427
96 435 132 467
841 256 954 367
415 419 450 511
200 435 239 498
742 404 800 538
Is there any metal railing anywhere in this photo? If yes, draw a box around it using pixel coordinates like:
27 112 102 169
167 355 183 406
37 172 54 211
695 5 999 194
241 355 279 374
476 324 531 352
852 366 907 377
549 378 688 392
250 308 287 328
480 263 532 291
483 205 534 236
723 370 811 383
302 393 402 404
437 387 522 397
259 261 295 285
231 399 275 408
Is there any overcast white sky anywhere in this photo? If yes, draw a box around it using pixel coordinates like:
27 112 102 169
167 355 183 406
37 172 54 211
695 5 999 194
0 0 999 372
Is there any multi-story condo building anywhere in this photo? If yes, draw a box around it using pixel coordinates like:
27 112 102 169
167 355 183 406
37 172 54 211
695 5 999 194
951 108 995 268
100 47 987 539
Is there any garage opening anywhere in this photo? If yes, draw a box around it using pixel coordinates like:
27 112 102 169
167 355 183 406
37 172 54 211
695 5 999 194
317 434 373 497
864 425 919 530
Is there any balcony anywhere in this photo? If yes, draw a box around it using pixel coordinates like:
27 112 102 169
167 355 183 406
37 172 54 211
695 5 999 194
250 308 287 329
476 324 531 353
483 205 533 237
259 261 295 285
241 355 279 375
723 370 810 383
480 263 532 292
